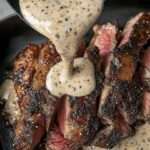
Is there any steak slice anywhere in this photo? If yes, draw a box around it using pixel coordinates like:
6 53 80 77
92 112 133 148
93 23 118 75
141 47 150 89
57 47 103 145
98 12 150 124
0 42 61 150
92 24 118 125
58 95 101 145
141 47 150 120
95 12 150 148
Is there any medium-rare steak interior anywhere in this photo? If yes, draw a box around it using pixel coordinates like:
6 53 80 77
0 12 150 150
141 47 150 120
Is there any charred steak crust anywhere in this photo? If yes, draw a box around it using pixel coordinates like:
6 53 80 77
96 12 150 148
5 42 61 150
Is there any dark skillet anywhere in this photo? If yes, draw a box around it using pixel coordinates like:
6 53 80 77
0 0 149 150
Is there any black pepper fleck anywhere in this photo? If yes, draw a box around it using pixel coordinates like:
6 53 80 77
65 18 69 21
41 9 45 12
58 20 63 23
26 5 30 8
148 137 150 142
74 31 78 35
55 34 60 39
73 87 76 91
69 28 72 31
88 13 92 17
55 83 58 87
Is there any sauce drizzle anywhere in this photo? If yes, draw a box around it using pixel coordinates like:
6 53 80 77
20 0 104 97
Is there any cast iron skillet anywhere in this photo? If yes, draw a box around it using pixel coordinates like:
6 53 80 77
0 0 149 150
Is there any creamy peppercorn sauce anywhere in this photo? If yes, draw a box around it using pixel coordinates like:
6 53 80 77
19 0 104 97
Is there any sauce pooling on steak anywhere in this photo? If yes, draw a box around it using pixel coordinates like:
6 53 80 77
19 0 104 97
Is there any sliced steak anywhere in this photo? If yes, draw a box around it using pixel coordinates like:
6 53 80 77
91 24 118 124
95 12 150 148
57 45 103 145
0 12 150 150
141 47 150 89
98 12 150 124
0 42 61 150
93 112 133 148
58 95 101 144
141 47 150 120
